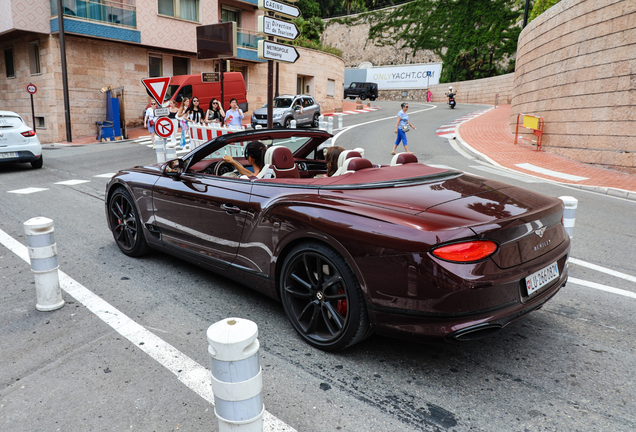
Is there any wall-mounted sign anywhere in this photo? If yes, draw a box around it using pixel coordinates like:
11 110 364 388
201 72 220 83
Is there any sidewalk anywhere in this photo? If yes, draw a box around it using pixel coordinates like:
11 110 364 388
457 105 636 200
48 101 365 146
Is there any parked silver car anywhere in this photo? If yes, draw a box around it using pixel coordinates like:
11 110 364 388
0 111 43 169
251 95 321 129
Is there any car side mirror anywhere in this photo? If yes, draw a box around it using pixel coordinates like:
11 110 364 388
164 159 184 178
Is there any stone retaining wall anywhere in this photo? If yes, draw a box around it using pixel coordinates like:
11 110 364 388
511 0 636 174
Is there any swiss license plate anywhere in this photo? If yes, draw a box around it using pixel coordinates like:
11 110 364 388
525 261 559 296
0 152 17 159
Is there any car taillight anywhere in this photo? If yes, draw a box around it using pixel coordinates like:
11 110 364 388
21 130 36 137
431 240 498 263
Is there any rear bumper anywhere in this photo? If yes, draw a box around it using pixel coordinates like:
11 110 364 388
0 149 42 164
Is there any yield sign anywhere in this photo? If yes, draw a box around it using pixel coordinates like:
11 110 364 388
142 76 171 104
155 117 174 138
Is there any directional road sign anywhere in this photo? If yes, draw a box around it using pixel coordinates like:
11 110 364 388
258 0 301 19
258 16 299 41
258 40 300 64
141 77 171 105
27 83 37 94
155 117 174 138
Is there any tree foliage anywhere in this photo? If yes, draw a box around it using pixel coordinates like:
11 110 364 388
530 0 561 22
367 0 522 83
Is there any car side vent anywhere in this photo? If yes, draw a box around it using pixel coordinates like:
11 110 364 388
145 224 161 240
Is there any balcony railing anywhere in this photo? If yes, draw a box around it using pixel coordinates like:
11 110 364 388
237 28 263 50
51 0 137 28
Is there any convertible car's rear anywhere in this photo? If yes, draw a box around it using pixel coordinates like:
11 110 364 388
318 171 570 343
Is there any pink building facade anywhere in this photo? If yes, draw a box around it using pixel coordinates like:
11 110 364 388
0 0 344 142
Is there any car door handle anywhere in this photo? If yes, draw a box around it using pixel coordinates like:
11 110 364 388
221 203 241 214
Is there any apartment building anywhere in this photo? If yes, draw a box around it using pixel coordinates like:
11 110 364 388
0 0 344 142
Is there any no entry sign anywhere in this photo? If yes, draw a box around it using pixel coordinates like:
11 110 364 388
27 84 37 94
155 117 174 138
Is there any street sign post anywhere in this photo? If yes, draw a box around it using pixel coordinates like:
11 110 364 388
258 16 300 41
141 77 171 105
258 0 301 19
27 84 37 132
258 40 300 64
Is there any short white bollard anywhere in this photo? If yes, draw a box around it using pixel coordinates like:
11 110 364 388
559 196 578 238
208 318 263 432
24 217 64 312
290 119 296 129
327 116 333 135
255 125 262 129
165 141 177 160
155 141 166 163
319 115 325 131
337 113 343 130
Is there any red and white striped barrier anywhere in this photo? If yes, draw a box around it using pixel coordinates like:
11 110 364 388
189 124 246 150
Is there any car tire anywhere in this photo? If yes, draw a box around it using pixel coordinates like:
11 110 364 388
284 117 293 128
349 96 355 100
359 93 367 101
370 97 376 101
108 187 151 257
279 242 371 351
312 113 320 128
31 155 43 169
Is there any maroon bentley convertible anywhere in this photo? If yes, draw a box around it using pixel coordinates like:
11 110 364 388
105 129 570 351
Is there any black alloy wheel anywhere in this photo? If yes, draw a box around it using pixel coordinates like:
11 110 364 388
280 242 371 351
108 188 150 257
359 93 367 101
284 117 292 128
312 113 320 128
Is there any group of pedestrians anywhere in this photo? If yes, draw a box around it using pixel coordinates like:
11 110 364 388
144 97 245 149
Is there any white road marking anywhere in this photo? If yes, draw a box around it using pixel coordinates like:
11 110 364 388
54 180 91 185
515 163 589 181
7 187 49 194
0 228 296 432
568 277 636 299
94 173 117 178
469 165 544 183
570 258 636 284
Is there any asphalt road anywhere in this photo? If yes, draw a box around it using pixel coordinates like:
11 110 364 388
1 101 635 432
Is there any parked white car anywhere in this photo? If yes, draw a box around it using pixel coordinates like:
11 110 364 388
0 111 43 169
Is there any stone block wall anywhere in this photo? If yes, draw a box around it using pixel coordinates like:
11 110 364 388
511 0 636 174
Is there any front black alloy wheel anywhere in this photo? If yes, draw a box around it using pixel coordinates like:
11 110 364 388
280 242 370 351
108 188 150 257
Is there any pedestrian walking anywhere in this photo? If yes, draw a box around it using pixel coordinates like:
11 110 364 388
426 88 432 102
224 98 244 128
176 98 190 149
144 99 158 149
392 102 416 155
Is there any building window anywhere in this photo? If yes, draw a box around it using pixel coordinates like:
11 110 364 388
230 64 248 91
28 41 41 75
4 48 15 78
158 0 199 22
149 55 162 77
221 6 241 27
173 56 189 76
327 79 335 97
36 116 46 129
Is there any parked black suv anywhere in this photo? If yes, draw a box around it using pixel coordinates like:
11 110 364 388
343 82 378 101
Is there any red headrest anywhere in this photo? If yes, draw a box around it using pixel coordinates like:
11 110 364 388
270 146 295 170
396 153 418 164
345 157 373 171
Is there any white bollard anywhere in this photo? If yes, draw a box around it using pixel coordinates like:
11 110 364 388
255 125 262 129
290 119 296 129
559 196 578 238
208 318 263 432
24 217 64 312
165 140 177 160
327 116 333 135
337 113 343 130
155 140 166 163
319 115 325 131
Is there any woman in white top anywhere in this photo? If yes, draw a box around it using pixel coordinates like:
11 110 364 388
176 98 190 149
144 100 158 148
224 98 244 128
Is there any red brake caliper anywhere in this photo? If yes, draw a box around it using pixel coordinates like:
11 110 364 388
336 286 347 316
